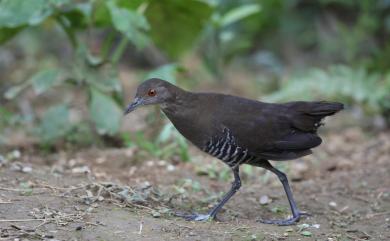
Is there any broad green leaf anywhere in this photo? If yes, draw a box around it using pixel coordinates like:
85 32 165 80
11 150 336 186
0 27 24 44
0 0 50 27
89 73 122 93
30 69 61 95
93 0 143 27
4 81 30 100
145 64 183 84
106 1 150 48
61 6 90 29
93 0 112 27
145 0 213 58
98 76 122 93
220 4 261 27
89 88 122 135
0 0 71 28
38 104 71 142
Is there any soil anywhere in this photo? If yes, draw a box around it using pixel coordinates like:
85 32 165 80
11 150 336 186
0 128 389 241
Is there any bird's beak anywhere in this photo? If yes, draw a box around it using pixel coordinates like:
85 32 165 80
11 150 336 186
124 97 143 115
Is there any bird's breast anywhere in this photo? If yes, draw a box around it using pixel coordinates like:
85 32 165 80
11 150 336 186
162 108 210 148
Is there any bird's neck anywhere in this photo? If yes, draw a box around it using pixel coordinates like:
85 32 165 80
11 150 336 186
161 90 205 147
161 88 197 116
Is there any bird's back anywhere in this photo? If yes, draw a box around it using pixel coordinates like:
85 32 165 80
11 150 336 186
163 91 343 163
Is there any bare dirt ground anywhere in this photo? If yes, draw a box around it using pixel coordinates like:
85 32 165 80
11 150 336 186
0 128 389 241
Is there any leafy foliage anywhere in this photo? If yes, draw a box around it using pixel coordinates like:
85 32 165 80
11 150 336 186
106 0 150 49
145 0 213 58
89 88 122 135
30 69 61 95
201 2 262 79
1 0 390 152
0 0 53 27
37 104 71 142
145 64 184 84
265 65 390 114
122 122 190 162
1 0 212 146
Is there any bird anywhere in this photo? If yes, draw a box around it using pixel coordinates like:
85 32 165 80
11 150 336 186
124 78 344 225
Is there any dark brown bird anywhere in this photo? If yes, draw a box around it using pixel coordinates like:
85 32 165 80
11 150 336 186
124 78 343 225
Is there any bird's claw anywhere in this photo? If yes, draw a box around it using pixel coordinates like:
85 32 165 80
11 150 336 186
257 212 309 226
175 212 212 221
257 217 299 226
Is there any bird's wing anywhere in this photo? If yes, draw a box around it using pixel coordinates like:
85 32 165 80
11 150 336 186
210 96 328 160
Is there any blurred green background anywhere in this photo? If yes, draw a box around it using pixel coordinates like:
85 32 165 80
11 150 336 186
1 0 390 157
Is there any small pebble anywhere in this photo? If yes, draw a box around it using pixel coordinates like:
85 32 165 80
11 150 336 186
312 224 320 229
0 155 6 165
158 160 167 166
11 150 21 159
22 166 32 173
259 195 270 205
146 161 154 167
76 226 82 231
329 201 337 208
152 211 161 218
71 166 90 174
167 164 175 172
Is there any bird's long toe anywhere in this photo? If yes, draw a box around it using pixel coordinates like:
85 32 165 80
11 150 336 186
175 212 212 221
257 215 300 226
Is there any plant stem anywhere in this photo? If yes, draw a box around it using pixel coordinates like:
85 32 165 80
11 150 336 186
101 31 115 61
56 16 78 48
111 37 129 65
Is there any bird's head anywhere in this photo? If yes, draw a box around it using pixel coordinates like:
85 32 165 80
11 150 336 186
124 78 177 115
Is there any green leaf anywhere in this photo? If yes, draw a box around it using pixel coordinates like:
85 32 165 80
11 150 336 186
30 69 61 95
0 26 24 44
145 0 213 58
61 5 90 29
38 104 71 142
90 74 122 93
93 0 144 26
300 231 312 237
0 0 51 27
145 64 183 84
106 0 150 48
220 4 261 27
89 88 122 135
4 81 30 100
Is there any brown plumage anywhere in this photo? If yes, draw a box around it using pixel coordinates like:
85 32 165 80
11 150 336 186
125 78 344 225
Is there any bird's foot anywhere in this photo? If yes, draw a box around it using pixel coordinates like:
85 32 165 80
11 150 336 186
175 212 213 221
257 212 309 226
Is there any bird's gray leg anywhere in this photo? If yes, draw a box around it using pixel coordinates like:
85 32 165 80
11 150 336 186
175 167 241 221
257 161 307 226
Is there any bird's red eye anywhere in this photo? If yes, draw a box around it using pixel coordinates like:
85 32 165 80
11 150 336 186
148 89 156 96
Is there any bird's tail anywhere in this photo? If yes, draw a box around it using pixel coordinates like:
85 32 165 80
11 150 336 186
303 101 344 116
288 101 344 132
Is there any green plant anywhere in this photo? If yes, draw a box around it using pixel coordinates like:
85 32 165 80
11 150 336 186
201 1 262 80
265 65 390 115
1 0 213 144
122 122 190 161
1 0 145 143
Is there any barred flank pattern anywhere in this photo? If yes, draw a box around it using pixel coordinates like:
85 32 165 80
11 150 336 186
203 128 256 168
